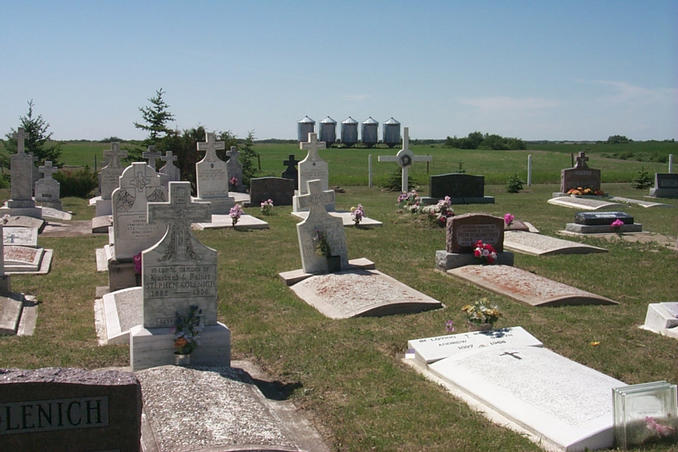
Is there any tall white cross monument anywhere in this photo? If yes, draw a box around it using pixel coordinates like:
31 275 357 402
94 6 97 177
377 127 432 193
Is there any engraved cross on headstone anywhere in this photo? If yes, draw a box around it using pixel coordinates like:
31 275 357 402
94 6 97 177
574 151 589 169
160 150 177 165
500 351 522 360
38 161 58 180
300 132 326 161
143 145 162 169
16 127 25 154
147 181 211 261
103 142 128 168
378 127 432 193
296 179 335 213
197 132 225 161
129 163 153 192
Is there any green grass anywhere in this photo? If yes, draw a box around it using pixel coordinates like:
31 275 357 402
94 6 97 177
0 182 677 451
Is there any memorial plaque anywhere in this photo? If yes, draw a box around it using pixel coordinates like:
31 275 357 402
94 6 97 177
430 173 485 199
503 231 607 256
3 227 38 247
575 211 634 226
547 196 622 211
446 213 504 253
249 177 295 206
0 367 141 452
649 173 678 198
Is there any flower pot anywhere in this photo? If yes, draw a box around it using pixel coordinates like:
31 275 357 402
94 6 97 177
468 322 493 332
174 353 191 366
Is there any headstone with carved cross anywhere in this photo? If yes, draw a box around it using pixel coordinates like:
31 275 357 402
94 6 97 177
281 154 300 184
100 142 128 200
111 162 167 260
293 133 334 212
4 128 40 218
226 146 246 192
378 127 432 193
296 179 347 274
195 132 234 214
130 181 230 370
142 145 162 170
159 150 180 183
35 160 62 209
559 151 601 194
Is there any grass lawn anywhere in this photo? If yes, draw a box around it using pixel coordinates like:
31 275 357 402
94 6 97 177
0 181 677 451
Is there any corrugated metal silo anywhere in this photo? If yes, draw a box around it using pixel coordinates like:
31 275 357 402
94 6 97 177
341 116 359 147
297 115 315 142
383 117 401 148
319 116 337 146
361 116 379 147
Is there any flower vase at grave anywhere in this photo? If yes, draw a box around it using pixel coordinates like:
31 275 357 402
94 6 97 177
174 353 191 366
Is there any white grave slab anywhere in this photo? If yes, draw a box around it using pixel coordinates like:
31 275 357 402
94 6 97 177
3 227 38 247
503 231 607 256
407 326 542 365
192 214 269 231
291 210 382 227
548 196 622 211
609 196 669 208
40 206 72 221
640 302 678 339
429 345 625 451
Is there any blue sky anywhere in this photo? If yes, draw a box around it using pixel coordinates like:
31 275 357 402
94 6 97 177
1 1 676 141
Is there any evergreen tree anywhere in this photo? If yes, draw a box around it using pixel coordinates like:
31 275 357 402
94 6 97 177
133 88 176 142
238 130 258 186
4 99 62 165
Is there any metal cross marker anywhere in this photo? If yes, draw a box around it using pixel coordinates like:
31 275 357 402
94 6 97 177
378 127 432 193
500 351 522 360
143 145 162 169
103 142 128 168
296 179 334 213
300 132 326 161
147 181 211 261
283 154 299 171
197 132 225 161
38 161 58 180
16 128 25 154
575 151 589 169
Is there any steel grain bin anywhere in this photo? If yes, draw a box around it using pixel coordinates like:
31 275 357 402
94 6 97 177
341 116 359 147
383 117 401 148
297 115 315 142
361 116 379 147
319 116 337 146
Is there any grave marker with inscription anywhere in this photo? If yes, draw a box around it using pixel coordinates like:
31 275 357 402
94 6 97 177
130 181 230 370
226 146 246 191
559 151 601 194
565 211 643 234
293 133 335 212
0 128 41 219
282 154 300 184
649 173 678 198
195 132 235 214
428 173 494 204
159 150 180 183
96 142 128 217
34 161 61 210
250 177 295 206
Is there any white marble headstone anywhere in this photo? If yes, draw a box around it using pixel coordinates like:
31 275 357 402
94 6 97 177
196 132 229 199
297 133 328 195
111 162 167 260
34 160 60 205
159 150 180 182
8 127 36 208
100 142 128 200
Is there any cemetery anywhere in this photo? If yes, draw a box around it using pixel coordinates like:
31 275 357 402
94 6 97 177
1 122 677 451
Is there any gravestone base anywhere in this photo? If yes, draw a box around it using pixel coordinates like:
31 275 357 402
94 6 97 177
191 195 235 215
435 250 514 271
36 199 63 210
640 302 678 339
91 215 112 233
0 205 43 219
565 223 643 234
293 191 335 212
130 322 231 371
94 286 143 345
420 196 494 205
95 198 112 216
108 259 139 292
0 294 23 335
649 187 678 198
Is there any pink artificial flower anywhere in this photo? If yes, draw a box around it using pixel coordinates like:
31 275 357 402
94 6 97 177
133 252 142 274
504 213 515 226
611 219 624 228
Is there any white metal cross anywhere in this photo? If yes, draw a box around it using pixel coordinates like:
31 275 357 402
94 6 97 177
300 132 326 161
197 132 225 161
377 127 432 192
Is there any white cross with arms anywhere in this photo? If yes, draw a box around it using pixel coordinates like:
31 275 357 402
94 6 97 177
378 127 432 193
300 132 326 161
197 132 225 161
143 145 162 168
103 142 128 168
39 161 58 179
296 179 335 213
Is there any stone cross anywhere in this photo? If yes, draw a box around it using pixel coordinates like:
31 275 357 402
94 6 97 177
147 181 211 261
226 146 239 161
16 127 25 154
500 351 522 360
143 146 162 168
39 161 57 179
283 154 299 172
160 150 177 165
197 132 225 161
103 142 128 168
378 127 432 192
574 151 589 169
300 132 326 161
296 178 335 212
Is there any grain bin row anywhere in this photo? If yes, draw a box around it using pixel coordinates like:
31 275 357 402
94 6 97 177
297 116 401 148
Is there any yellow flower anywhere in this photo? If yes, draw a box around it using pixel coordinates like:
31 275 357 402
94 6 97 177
590 341 600 347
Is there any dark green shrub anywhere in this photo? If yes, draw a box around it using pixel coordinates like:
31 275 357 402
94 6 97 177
54 166 98 198
506 174 524 193
631 167 653 189
381 169 416 192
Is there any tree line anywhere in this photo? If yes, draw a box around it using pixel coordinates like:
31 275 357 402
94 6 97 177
445 132 526 150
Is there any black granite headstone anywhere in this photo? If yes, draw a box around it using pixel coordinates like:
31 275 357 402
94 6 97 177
281 154 299 185
250 177 295 206
430 173 491 203
574 211 634 225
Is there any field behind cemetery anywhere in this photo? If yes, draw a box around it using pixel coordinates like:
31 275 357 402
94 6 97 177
0 175 677 450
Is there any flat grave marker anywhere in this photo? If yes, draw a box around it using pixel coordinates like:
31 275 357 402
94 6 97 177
640 302 678 339
548 196 622 211
565 211 643 234
503 231 607 256
3 227 38 248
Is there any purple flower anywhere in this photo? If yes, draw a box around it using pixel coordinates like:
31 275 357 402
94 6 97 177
445 320 455 333
133 252 142 274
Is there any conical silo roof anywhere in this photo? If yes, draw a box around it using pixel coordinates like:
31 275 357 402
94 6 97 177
342 116 358 125
384 117 400 125
320 116 336 124
362 116 379 125
298 115 315 124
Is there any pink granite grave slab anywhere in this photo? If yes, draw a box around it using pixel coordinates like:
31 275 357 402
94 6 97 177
447 265 617 306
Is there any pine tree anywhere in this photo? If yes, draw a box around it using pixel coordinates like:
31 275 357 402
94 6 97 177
133 88 175 142
4 99 62 165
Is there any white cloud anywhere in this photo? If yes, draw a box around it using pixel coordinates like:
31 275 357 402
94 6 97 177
586 80 678 105
458 96 560 111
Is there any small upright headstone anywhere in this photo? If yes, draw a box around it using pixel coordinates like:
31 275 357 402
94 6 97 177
34 161 61 210
0 367 142 452
96 142 128 217
142 145 161 170
195 132 235 214
158 150 180 186
296 179 347 274
293 133 333 212
649 173 678 198
281 154 300 184
559 151 601 194
436 213 513 270
226 146 246 192
565 211 642 234
1 128 41 219
427 173 494 204
130 181 230 370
